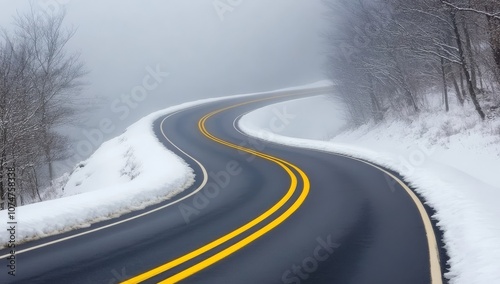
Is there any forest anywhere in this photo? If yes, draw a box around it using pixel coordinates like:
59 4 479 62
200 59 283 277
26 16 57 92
325 0 500 125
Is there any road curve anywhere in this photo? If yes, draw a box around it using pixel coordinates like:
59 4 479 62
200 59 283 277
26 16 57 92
0 87 446 283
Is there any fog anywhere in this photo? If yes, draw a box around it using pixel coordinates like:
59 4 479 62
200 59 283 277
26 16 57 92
0 0 330 173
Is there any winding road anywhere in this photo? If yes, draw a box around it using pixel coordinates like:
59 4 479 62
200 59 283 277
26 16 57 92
0 87 446 283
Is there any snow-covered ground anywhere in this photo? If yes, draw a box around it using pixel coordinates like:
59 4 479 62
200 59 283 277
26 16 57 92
239 95 500 284
0 109 195 246
2 79 495 281
0 81 332 247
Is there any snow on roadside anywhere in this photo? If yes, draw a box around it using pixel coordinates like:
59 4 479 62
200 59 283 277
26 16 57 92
239 95 500 284
0 80 333 247
0 110 195 247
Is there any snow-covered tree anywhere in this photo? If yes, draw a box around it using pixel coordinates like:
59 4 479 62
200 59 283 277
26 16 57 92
325 0 500 123
0 7 85 204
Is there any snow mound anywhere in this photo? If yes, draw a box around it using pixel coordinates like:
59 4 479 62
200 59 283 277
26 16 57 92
0 110 195 246
239 96 500 284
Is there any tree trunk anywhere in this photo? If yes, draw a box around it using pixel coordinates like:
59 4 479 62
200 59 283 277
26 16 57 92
31 166 42 201
462 18 478 91
459 69 466 99
485 4 500 82
450 10 486 120
404 88 419 112
48 162 54 183
45 146 54 182
477 65 484 92
369 75 383 121
391 52 419 112
441 57 449 112
451 69 465 106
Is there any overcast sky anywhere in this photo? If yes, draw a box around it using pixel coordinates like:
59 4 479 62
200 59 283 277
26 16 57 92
0 0 331 171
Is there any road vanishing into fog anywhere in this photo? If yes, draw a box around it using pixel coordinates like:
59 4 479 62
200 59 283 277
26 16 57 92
0 87 446 284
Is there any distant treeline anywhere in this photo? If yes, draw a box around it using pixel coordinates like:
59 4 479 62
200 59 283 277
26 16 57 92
325 0 500 125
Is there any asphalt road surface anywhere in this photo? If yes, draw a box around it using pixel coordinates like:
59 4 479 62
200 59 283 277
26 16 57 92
0 87 446 283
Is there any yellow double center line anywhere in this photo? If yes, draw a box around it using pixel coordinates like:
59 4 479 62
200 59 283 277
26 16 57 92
122 98 310 283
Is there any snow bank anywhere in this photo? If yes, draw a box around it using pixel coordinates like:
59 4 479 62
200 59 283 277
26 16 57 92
0 110 195 246
0 80 332 247
239 96 500 284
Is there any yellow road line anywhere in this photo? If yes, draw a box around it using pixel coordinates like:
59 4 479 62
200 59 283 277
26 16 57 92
123 92 442 284
159 166 309 284
122 96 310 283
197 99 442 284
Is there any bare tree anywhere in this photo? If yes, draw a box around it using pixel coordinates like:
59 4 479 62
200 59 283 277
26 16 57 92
448 5 486 119
324 0 499 123
0 6 85 204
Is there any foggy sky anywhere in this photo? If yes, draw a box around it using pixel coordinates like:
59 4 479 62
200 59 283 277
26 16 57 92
0 0 330 172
